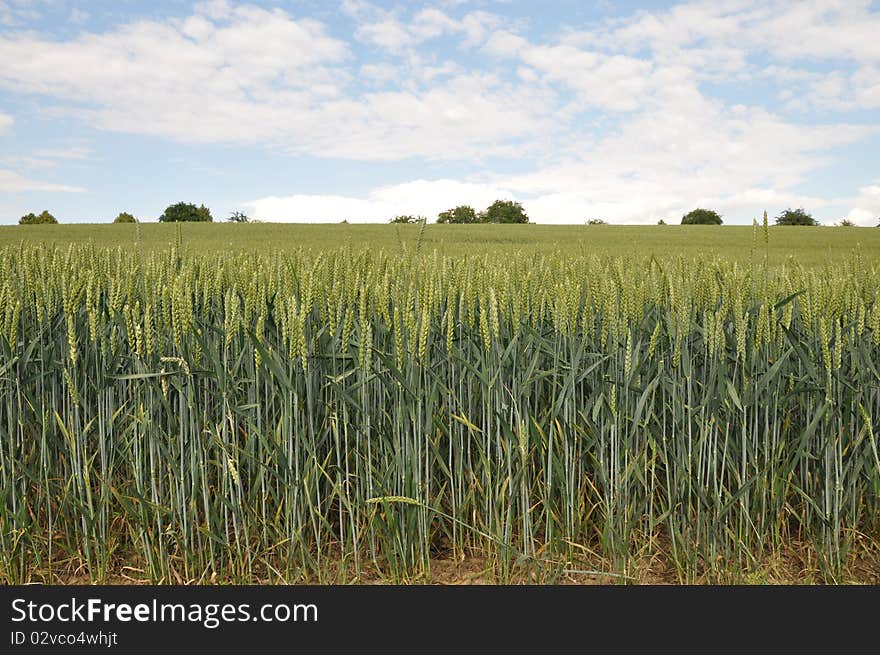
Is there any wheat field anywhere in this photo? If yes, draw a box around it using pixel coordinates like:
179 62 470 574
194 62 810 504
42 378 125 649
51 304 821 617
1 231 878 583
4 222 880 268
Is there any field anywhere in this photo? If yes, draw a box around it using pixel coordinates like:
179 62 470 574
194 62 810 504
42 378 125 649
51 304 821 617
1 224 879 584
4 222 880 267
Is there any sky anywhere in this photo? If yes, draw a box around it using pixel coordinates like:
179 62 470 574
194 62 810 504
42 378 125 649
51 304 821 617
0 0 879 226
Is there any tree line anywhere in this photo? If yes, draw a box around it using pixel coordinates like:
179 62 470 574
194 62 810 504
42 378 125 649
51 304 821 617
17 203 250 224
679 207 828 226
391 200 529 224
15 202 879 226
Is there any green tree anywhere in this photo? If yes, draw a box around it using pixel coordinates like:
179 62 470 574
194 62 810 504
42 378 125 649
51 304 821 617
19 210 58 225
159 202 213 222
657 219 667 225
437 205 478 224
113 212 137 224
481 199 529 224
681 208 722 225
837 218 855 227
586 218 607 225
775 207 818 226
227 211 250 223
389 215 423 224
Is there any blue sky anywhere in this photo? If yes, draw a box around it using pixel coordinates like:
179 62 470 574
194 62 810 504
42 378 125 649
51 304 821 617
1 0 879 225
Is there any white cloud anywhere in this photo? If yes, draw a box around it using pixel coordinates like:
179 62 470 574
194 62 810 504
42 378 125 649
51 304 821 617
340 0 375 21
244 179 514 222
0 5 351 140
554 0 880 113
752 1 880 64
69 7 88 24
483 30 528 57
798 66 880 111
0 112 12 134
476 61 875 223
0 0 41 26
32 146 91 161
356 19 414 53
513 44 657 112
843 208 878 226
1 145 92 170
0 169 85 193
194 0 232 21
844 183 880 226
458 11 502 47
359 63 399 84
353 4 501 52
580 0 880 64
0 4 551 161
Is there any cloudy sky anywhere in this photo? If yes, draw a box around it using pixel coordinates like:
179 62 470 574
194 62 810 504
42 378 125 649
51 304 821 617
1 0 879 225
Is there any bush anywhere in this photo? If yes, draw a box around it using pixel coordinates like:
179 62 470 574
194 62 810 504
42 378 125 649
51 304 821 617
481 200 529 224
681 208 722 225
159 202 212 223
657 219 667 225
227 211 250 223
775 208 818 226
390 215 423 224
19 210 58 225
114 212 137 224
436 206 478 224
586 218 607 225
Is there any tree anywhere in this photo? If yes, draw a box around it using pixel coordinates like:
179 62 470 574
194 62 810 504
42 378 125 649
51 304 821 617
681 208 722 225
775 207 818 226
837 218 855 227
159 202 213 222
481 199 529 224
114 212 137 224
390 215 423 224
227 211 250 223
437 205 478 224
657 219 667 225
19 210 58 225
586 218 607 225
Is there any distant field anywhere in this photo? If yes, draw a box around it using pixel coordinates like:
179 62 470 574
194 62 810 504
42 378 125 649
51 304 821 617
2 222 879 267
